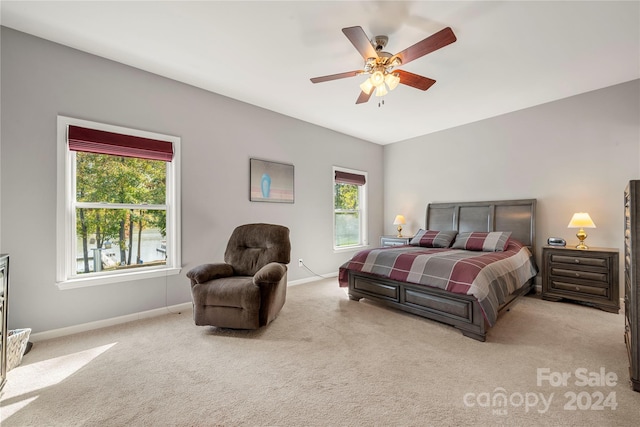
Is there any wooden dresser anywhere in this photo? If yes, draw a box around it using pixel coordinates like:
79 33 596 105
0 254 9 391
624 180 640 392
542 246 619 313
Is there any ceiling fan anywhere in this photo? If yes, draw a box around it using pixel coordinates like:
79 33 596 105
310 26 457 104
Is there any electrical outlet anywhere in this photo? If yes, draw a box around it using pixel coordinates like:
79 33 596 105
298 258 303 267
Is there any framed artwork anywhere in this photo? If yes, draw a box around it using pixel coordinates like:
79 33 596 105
249 158 294 203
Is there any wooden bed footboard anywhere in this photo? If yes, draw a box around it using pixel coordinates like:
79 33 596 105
348 271 535 341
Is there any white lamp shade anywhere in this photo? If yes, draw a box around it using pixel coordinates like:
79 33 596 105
370 70 385 87
385 73 400 91
567 212 596 228
375 84 388 97
359 78 374 95
393 215 406 225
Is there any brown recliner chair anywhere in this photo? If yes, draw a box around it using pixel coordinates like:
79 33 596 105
187 223 291 329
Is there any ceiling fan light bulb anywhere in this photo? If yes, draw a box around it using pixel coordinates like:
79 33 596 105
375 84 388 97
371 70 385 87
385 73 400 91
359 78 374 95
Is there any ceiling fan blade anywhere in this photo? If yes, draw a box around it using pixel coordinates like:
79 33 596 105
310 70 363 84
396 70 436 91
355 90 372 104
342 26 378 60
393 27 456 66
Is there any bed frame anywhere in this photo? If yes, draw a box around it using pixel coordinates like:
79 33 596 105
347 199 537 341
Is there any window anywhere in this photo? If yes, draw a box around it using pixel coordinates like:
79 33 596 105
333 167 368 249
56 116 181 289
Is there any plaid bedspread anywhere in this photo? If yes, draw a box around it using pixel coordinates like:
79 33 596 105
338 240 538 326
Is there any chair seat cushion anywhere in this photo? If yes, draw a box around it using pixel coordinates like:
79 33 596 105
192 276 260 311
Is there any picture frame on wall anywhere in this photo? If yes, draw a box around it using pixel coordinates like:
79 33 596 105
249 158 294 203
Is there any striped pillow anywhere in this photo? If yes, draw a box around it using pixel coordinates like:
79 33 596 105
451 231 512 252
410 229 458 248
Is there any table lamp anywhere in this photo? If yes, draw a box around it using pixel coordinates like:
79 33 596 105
393 215 406 237
567 212 596 250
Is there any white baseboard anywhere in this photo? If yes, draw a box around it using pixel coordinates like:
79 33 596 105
30 273 338 342
288 271 337 286
29 302 193 342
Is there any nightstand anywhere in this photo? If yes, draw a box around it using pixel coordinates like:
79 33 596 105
542 245 619 313
380 235 412 247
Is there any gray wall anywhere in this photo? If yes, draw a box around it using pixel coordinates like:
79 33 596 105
3 25 638 334
0 28 384 333
384 79 640 294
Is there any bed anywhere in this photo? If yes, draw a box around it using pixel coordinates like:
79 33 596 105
339 199 538 341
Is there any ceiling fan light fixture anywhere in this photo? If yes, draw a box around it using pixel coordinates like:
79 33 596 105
385 73 400 91
375 84 388 97
359 78 374 95
370 70 385 87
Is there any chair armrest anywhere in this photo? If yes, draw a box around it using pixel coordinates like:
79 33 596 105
186 263 234 284
253 262 287 286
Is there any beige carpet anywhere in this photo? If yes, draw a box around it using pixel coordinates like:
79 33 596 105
1 278 638 426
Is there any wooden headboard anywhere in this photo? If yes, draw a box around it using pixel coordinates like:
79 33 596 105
425 199 537 256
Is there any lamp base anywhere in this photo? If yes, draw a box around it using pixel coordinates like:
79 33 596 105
575 228 588 250
397 225 403 238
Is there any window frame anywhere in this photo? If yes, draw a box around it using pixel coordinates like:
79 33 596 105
332 166 368 251
56 116 181 289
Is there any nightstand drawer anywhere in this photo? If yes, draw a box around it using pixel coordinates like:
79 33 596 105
380 236 412 247
549 267 608 283
549 280 609 297
550 254 608 268
384 240 409 246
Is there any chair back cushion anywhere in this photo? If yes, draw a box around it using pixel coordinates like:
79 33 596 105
224 223 291 276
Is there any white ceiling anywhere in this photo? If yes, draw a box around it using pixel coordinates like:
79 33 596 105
2 1 639 145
